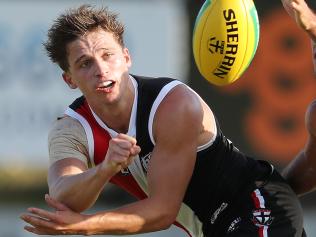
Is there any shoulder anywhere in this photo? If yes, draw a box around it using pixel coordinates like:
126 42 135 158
48 116 89 166
48 116 87 146
49 116 85 137
153 84 205 136
161 84 203 116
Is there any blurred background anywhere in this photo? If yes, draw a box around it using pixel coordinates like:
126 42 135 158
0 0 315 236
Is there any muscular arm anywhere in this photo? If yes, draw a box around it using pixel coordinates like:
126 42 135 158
21 85 208 235
48 118 140 212
283 101 316 195
47 158 116 213
84 85 203 234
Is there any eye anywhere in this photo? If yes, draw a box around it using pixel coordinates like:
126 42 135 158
80 59 91 68
103 52 114 59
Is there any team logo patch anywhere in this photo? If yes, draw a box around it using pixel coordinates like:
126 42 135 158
140 152 152 173
252 208 274 227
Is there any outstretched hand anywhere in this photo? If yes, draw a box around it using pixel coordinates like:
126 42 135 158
281 0 316 40
20 194 90 235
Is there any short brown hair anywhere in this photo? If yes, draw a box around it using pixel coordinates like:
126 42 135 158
44 4 125 71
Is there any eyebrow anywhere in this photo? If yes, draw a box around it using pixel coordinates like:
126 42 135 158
73 47 116 65
74 55 87 65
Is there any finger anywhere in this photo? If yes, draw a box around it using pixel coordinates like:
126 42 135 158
109 141 132 157
110 138 133 149
24 225 46 235
116 133 137 145
45 194 70 211
292 0 308 11
26 207 61 223
110 138 141 156
21 214 58 229
130 145 141 156
24 225 58 235
24 225 42 235
281 0 296 17
108 145 140 166
291 2 300 10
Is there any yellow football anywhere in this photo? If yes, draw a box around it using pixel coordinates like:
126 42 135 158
193 0 260 86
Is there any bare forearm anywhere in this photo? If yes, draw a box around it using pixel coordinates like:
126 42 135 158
49 164 115 212
83 198 175 235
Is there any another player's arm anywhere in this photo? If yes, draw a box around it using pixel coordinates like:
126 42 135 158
48 119 140 213
283 101 316 195
280 0 316 195
21 85 205 235
281 0 316 68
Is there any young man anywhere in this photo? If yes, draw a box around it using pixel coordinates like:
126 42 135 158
20 5 304 237
281 0 316 196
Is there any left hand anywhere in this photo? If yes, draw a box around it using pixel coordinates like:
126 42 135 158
20 194 90 235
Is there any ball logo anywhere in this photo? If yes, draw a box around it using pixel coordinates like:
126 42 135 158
210 9 239 79
208 37 224 54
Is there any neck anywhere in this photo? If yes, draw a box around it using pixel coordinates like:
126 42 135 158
89 78 135 133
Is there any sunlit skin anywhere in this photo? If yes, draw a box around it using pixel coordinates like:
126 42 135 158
19 18 217 236
63 29 134 133
42 29 142 212
282 0 316 41
18 3 314 235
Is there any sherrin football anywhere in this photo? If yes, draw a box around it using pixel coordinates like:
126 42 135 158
193 0 260 86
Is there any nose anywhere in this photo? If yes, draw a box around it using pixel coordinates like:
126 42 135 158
94 58 108 78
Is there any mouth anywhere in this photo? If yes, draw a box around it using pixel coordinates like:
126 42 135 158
96 81 116 92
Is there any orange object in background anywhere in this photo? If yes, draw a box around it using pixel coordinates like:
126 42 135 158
222 9 316 165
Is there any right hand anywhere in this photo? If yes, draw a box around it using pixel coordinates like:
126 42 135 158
281 0 316 37
102 133 141 174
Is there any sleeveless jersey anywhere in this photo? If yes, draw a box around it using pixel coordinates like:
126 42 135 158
65 75 272 237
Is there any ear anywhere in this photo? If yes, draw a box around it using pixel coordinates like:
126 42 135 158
123 48 132 68
62 72 78 89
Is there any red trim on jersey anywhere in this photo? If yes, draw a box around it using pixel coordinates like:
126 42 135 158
174 222 192 237
251 191 260 208
251 190 268 237
71 98 191 236
73 100 110 165
259 226 264 237
72 99 147 200
110 175 147 200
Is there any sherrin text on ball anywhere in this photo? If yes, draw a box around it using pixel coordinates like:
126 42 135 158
193 0 260 86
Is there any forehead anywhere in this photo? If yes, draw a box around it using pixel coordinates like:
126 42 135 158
67 29 121 59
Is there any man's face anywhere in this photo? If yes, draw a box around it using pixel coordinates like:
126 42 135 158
63 29 132 104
